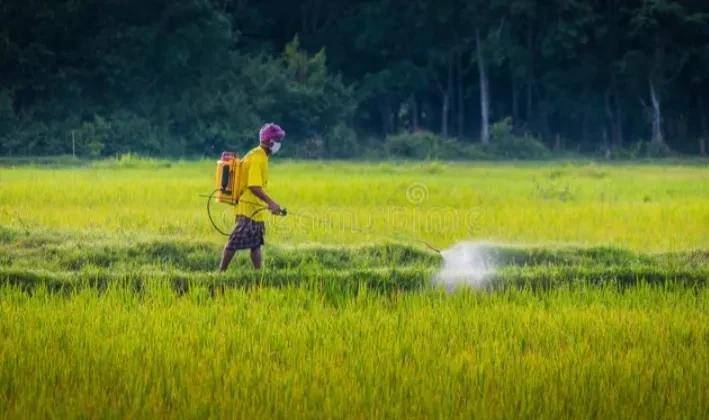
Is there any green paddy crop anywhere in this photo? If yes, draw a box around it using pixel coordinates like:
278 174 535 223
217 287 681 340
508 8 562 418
0 159 707 251
0 159 707 418
0 284 706 419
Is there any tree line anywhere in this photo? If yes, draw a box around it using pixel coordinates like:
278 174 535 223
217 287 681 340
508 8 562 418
1 0 708 158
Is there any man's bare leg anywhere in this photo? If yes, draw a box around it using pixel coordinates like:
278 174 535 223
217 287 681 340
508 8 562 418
219 248 236 272
250 246 262 269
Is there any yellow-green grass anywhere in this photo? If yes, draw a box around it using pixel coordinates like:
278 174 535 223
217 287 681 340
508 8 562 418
0 226 706 294
0 158 707 418
0 284 707 419
0 160 707 251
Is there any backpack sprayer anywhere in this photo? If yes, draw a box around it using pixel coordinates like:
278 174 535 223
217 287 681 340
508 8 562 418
206 151 288 236
206 151 240 236
205 151 440 253
214 151 240 206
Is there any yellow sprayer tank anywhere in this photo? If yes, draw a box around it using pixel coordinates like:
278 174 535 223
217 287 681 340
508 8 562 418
214 151 241 204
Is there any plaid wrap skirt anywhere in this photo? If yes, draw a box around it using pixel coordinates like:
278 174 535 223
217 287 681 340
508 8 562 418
225 216 265 251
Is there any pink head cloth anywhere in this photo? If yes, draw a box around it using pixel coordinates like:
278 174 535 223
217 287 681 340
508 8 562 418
259 123 286 143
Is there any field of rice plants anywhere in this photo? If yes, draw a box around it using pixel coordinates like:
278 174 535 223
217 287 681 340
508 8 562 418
0 158 707 418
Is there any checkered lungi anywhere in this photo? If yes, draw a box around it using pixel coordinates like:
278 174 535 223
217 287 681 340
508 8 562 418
225 216 265 251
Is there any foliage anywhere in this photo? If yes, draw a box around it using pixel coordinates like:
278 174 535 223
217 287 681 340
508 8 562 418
325 123 360 158
481 117 551 159
1 0 708 157
638 140 676 158
272 38 356 147
384 131 469 160
604 140 676 160
383 121 551 160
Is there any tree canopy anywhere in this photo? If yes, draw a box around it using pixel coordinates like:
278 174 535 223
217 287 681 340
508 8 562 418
1 0 707 157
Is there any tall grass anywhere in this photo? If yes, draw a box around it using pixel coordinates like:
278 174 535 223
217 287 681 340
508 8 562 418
0 160 707 418
0 284 706 419
0 160 707 251
1 227 705 294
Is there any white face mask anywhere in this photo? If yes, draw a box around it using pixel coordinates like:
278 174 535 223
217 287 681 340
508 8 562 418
270 141 282 155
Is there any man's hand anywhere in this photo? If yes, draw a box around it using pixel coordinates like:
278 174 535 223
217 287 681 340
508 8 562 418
268 201 283 215
248 186 284 216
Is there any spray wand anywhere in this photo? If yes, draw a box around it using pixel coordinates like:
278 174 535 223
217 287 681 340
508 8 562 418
204 189 441 254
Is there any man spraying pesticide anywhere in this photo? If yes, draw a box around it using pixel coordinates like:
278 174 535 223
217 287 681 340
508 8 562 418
218 123 287 271
210 124 485 284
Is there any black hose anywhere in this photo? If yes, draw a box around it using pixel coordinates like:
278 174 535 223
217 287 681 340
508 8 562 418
205 190 438 252
206 189 284 236
206 189 232 236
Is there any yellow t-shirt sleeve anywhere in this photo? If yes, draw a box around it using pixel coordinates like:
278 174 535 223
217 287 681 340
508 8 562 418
247 156 265 188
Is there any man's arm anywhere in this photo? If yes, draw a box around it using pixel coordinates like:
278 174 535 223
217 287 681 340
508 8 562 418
248 186 283 215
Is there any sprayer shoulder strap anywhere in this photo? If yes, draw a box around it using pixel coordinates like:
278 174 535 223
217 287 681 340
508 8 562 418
228 155 242 205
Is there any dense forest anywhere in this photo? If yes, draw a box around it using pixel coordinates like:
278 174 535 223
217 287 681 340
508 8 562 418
1 0 708 158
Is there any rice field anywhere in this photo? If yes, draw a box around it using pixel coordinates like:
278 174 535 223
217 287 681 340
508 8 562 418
0 158 707 251
0 157 707 418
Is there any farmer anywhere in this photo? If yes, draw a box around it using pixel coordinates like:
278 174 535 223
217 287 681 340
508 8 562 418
219 123 286 271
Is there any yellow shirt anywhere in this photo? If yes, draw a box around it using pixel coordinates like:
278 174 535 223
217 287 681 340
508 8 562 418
235 146 269 221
